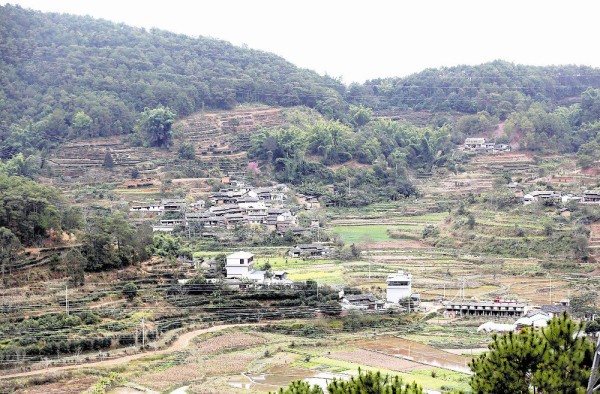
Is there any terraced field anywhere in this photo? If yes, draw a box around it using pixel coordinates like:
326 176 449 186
324 196 599 305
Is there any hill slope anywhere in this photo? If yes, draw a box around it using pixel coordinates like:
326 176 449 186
349 60 600 114
0 5 344 158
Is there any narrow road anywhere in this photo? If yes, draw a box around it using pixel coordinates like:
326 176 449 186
0 323 261 380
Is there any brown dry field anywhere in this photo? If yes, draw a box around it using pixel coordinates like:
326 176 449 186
353 337 471 371
329 349 426 372
133 364 203 391
496 277 570 304
16 377 96 394
191 332 267 355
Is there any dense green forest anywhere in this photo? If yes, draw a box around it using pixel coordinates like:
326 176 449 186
350 60 600 114
0 5 345 158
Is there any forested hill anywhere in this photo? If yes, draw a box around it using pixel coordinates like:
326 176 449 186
0 5 344 158
348 60 600 116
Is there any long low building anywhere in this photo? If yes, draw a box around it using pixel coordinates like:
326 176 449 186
445 301 526 317
583 190 600 203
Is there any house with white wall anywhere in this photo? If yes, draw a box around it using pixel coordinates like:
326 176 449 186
386 271 412 303
225 251 255 279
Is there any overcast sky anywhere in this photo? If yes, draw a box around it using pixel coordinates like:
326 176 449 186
6 0 600 83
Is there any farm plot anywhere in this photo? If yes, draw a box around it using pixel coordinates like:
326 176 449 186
332 225 396 243
353 337 472 373
0 376 97 394
227 366 315 393
328 349 426 371
286 263 345 284
191 332 267 354
132 363 204 392
496 277 570 304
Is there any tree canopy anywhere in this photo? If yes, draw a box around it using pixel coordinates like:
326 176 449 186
136 106 176 147
469 313 596 394
0 173 68 246
272 369 423 394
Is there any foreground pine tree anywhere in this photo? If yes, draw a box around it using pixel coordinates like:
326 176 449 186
272 369 423 394
469 312 595 393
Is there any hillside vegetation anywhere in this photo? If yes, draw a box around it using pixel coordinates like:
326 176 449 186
2 5 600 165
0 5 344 158
352 60 600 113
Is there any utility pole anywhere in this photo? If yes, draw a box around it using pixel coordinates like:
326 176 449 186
142 317 146 349
65 284 69 315
587 334 600 394
550 275 553 304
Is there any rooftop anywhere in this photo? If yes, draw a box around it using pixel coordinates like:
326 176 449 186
387 270 412 281
227 251 254 259
447 301 526 308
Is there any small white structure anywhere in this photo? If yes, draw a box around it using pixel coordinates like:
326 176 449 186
477 322 515 333
225 251 255 279
464 138 486 150
130 201 163 212
515 313 550 329
386 271 412 304
523 190 561 205
523 194 535 205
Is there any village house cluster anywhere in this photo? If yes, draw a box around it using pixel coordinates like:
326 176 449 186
130 180 322 235
463 138 512 153
521 189 600 205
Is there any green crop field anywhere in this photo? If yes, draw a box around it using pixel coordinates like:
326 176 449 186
333 225 395 243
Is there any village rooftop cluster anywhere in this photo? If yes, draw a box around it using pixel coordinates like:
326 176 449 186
129 179 321 236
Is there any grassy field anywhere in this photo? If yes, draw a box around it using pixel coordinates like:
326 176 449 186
332 225 396 243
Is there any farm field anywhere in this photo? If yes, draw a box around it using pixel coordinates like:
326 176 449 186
0 324 473 393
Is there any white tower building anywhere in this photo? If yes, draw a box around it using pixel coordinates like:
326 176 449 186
225 251 254 278
386 271 412 303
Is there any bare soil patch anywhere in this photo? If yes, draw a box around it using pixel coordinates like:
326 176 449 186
328 160 370 171
192 332 267 354
202 353 258 376
329 349 426 371
16 376 96 393
353 337 471 372
133 364 203 391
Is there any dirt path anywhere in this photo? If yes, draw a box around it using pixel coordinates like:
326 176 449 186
0 323 262 380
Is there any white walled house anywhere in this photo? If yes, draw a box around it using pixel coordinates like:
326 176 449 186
464 138 485 150
386 271 412 303
130 201 163 212
225 251 255 279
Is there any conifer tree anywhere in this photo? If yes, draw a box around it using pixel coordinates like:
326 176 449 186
272 369 423 394
470 313 595 394
103 151 114 169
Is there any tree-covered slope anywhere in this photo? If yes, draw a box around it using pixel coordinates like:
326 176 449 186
349 60 600 115
0 5 344 158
